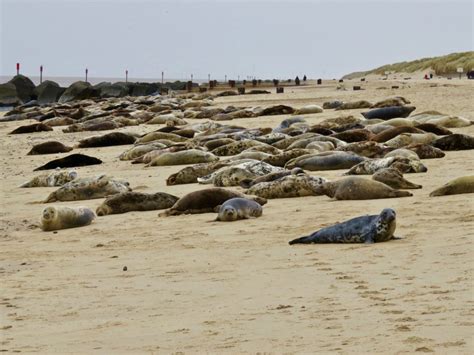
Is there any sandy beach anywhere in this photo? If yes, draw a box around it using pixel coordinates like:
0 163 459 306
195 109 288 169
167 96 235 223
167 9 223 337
1 78 473 353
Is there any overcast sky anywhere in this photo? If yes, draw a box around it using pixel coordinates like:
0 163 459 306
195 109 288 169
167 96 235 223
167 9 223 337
1 0 472 81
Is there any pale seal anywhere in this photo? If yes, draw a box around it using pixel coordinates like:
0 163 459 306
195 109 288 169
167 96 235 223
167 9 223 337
429 176 474 197
215 198 263 221
246 174 327 199
315 177 413 200
40 206 95 231
289 208 397 244
344 157 427 175
44 175 131 202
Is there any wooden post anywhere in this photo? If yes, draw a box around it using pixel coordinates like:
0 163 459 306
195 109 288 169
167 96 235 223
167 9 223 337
85 68 88 83
40 65 43 84
16 62 20 75
125 70 128 83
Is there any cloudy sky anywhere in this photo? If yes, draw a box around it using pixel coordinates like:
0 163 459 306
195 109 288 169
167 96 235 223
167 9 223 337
1 0 472 81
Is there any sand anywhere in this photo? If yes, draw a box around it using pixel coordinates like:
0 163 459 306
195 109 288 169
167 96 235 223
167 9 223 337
1 77 473 353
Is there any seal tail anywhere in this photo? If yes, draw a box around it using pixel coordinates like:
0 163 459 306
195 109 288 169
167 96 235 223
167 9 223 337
288 235 312 245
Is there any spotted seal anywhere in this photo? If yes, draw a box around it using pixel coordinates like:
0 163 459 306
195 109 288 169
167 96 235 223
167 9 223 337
289 208 397 244
166 161 229 185
240 168 304 188
263 149 313 167
211 140 267 156
405 143 445 159
345 156 427 175
246 174 327 199
40 206 96 231
429 176 474 197
96 191 179 215
215 198 263 221
315 177 412 200
432 134 474 151
20 169 77 187
372 168 422 189
159 188 267 216
44 175 131 202
27 141 73 155
147 149 219 166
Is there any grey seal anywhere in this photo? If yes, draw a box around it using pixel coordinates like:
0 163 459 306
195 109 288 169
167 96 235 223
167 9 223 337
289 208 398 244
215 198 263 221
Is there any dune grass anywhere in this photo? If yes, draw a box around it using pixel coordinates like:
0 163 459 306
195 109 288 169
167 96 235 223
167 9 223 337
343 51 474 79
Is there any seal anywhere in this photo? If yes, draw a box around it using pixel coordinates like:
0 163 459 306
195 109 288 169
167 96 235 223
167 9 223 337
385 133 438 148
288 208 397 244
429 176 474 197
411 113 472 128
240 168 303 188
166 161 229 185
322 100 343 109
371 97 410 108
335 100 372 110
40 206 96 232
272 117 307 133
304 141 335 152
42 116 75 127
361 105 416 120
405 143 445 159
34 154 103 171
414 123 453 136
432 134 474 151
96 191 179 216
330 129 373 142
10 123 53 134
285 151 366 171
211 140 267 156
203 138 236 151
335 141 391 158
27 141 73 155
246 174 327 199
77 132 137 148
215 198 263 221
384 148 419 160
372 168 422 189
315 177 413 200
119 143 167 161
44 174 131 202
345 156 427 175
263 149 313 167
137 131 187 144
371 126 424 143
159 188 267 216
293 105 323 115
147 149 219 166
20 169 77 188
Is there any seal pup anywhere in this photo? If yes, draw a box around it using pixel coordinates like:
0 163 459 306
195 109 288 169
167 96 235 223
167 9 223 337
372 168 422 189
315 177 413 200
432 134 474 151
27 141 73 155
34 154 102 171
159 188 267 216
20 169 77 187
96 192 179 216
44 175 131 202
215 198 263 221
40 206 95 231
289 208 397 244
429 176 474 197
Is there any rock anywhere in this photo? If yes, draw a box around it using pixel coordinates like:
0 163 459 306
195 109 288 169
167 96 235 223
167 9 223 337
34 80 65 104
58 81 99 103
94 82 129 98
9 75 36 103
129 82 158 96
0 82 21 106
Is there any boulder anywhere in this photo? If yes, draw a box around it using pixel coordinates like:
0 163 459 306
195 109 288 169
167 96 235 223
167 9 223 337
129 82 159 96
0 82 21 106
58 81 99 103
94 82 129 98
34 80 65 104
8 75 36 103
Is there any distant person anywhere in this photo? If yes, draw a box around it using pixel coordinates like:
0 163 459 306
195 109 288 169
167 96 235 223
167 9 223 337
467 70 474 80
295 76 300 85
430 73 433 79
424 74 429 80
303 75 307 82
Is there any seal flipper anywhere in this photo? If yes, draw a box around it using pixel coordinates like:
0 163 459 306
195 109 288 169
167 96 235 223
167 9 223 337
288 235 312 245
